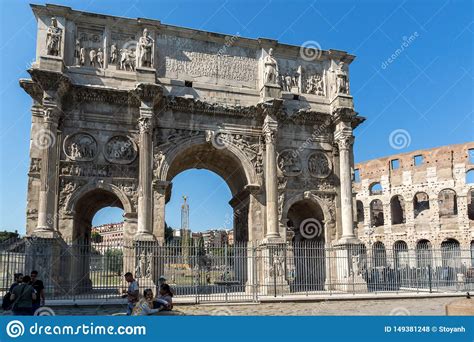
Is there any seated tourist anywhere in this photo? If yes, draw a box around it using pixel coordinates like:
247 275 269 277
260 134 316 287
132 289 160 316
153 283 173 311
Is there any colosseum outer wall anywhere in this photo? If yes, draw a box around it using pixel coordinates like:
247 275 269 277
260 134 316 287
353 142 474 253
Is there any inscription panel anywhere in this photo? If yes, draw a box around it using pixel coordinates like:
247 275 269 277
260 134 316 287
157 34 257 86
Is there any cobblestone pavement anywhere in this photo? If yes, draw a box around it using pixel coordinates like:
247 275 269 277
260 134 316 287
1 297 458 316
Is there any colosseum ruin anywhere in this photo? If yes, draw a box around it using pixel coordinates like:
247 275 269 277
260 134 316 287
353 142 474 265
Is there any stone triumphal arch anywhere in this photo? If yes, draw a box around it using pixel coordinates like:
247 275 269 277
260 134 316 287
20 4 365 294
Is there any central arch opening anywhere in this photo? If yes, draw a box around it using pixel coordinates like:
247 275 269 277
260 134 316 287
161 142 252 297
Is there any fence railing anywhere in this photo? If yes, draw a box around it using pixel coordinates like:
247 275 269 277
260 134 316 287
1 238 473 303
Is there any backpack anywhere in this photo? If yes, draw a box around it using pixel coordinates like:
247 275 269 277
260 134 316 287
1 292 12 311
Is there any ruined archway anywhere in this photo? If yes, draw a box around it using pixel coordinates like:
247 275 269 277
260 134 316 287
390 195 405 225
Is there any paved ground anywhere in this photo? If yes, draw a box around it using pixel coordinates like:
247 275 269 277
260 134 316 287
1 297 460 316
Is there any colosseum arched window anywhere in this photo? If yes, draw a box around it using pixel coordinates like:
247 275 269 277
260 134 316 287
390 195 406 225
356 200 364 224
468 189 474 220
413 192 430 218
466 169 474 184
370 199 384 227
369 182 383 195
438 189 458 217
393 240 408 268
416 239 432 268
441 238 461 268
372 241 387 267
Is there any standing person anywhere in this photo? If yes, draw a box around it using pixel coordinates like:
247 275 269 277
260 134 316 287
2 273 22 311
10 276 36 316
30 271 45 314
122 272 139 315
9 273 22 292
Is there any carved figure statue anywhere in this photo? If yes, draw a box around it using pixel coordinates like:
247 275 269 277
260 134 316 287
110 44 117 64
336 62 349 94
263 48 279 84
137 28 154 68
79 47 86 66
96 48 104 68
89 49 97 67
119 49 136 71
46 17 62 56
74 39 80 65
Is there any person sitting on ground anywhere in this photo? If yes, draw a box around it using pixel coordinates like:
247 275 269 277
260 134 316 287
153 283 173 311
132 289 161 316
10 275 36 316
122 272 139 315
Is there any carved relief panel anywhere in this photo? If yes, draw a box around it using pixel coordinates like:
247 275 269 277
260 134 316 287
157 34 257 85
307 151 332 178
110 31 139 71
104 136 138 164
76 27 105 68
64 133 98 161
277 149 302 176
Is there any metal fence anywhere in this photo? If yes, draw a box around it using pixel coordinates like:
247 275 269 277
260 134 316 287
1 238 473 303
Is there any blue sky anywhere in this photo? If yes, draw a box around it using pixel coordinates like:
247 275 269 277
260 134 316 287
0 0 472 233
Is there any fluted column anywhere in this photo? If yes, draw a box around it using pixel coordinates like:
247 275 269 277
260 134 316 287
34 104 60 237
335 132 358 244
263 114 280 240
136 109 154 241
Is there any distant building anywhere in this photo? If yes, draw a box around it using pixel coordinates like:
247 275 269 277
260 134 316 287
91 222 123 246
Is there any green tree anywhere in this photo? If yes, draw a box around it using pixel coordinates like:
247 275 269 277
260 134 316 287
91 231 103 243
0 230 19 242
105 248 123 275
164 222 174 242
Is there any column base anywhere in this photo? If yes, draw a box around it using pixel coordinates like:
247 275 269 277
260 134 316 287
133 232 156 241
262 235 284 244
336 235 360 245
32 228 57 239
136 67 156 83
260 83 281 100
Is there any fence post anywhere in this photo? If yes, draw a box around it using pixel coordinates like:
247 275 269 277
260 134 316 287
428 265 432 293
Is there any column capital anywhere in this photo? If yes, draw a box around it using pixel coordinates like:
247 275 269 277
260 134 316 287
262 114 278 144
42 106 61 124
334 129 354 151
137 115 153 134
130 83 163 107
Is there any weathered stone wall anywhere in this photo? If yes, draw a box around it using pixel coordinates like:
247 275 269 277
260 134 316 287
353 142 474 250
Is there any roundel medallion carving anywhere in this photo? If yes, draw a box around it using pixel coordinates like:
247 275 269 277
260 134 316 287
277 149 302 176
64 133 97 161
104 136 137 164
308 151 332 178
